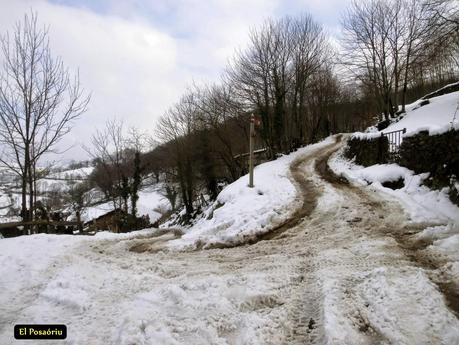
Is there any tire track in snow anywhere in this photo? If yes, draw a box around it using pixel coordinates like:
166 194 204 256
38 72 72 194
310 139 458 343
276 136 406 344
317 144 459 318
3 135 457 344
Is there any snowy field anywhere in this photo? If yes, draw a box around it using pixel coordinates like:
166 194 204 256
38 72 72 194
47 167 94 180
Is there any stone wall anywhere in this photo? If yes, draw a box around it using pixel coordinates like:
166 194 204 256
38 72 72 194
345 135 389 166
399 129 459 205
344 129 459 205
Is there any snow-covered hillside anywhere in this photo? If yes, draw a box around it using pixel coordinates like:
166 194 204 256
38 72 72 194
0 164 95 221
390 86 459 137
355 85 458 140
0 161 170 226
48 167 94 180
79 185 170 224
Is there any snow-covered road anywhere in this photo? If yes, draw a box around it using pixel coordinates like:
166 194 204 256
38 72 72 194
1 136 458 345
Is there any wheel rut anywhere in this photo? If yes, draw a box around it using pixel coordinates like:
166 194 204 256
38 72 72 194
59 134 457 345
261 136 346 243
203 137 344 250
314 138 459 321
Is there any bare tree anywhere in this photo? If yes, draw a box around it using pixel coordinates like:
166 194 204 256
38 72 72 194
156 93 198 218
341 0 458 119
288 14 331 144
191 83 248 182
341 0 398 120
228 17 291 154
228 14 331 154
0 12 90 223
86 120 149 218
66 180 92 228
126 126 150 153
86 119 126 210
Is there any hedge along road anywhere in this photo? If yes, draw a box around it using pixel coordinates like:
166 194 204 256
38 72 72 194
1 135 458 345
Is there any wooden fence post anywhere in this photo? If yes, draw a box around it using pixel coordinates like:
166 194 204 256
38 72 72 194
249 114 255 188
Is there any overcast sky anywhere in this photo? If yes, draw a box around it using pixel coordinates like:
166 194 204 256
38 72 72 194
0 0 349 161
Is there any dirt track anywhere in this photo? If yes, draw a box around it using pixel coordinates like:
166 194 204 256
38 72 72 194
127 135 458 343
126 134 457 344
3 135 457 344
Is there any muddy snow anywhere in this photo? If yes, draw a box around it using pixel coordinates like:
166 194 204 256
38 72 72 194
1 136 458 345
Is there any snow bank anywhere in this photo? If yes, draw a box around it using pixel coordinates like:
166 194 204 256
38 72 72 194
351 132 382 140
0 234 90 317
417 223 459 242
434 234 459 252
415 222 459 263
389 91 459 137
169 137 336 250
354 90 459 140
348 163 410 184
330 150 459 224
115 276 285 345
358 267 459 344
93 227 159 240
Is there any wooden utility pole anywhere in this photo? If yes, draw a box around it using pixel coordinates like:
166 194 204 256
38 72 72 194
249 114 255 187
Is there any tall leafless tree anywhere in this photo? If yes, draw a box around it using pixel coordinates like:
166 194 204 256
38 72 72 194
86 119 126 210
341 0 458 119
0 12 90 223
341 0 398 120
228 14 332 155
156 93 198 217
